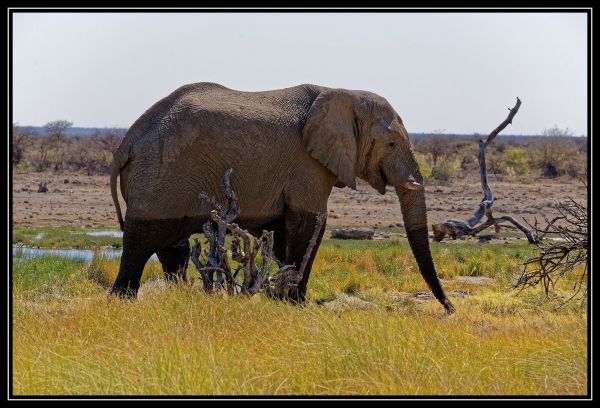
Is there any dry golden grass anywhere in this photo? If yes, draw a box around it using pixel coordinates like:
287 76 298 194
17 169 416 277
12 240 588 396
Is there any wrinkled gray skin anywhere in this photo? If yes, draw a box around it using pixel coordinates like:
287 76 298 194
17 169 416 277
110 82 454 313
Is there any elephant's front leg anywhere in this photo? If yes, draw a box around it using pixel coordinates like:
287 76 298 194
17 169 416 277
156 238 190 282
284 208 327 302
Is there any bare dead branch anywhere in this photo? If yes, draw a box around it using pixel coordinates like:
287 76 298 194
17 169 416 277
514 187 588 307
431 98 535 243
191 169 326 299
485 97 522 146
190 238 213 293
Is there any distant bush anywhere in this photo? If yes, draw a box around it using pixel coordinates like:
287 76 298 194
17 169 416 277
414 152 432 179
532 137 585 178
412 129 587 181
431 161 454 182
416 134 451 168
504 147 530 176
542 125 574 138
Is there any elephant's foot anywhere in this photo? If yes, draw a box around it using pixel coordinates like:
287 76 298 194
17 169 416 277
109 283 138 299
286 286 307 304
441 298 456 314
267 285 307 304
110 217 173 299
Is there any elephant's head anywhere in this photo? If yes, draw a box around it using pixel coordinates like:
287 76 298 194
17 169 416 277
303 88 455 313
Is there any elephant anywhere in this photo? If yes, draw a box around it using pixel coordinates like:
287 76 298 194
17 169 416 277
109 82 455 313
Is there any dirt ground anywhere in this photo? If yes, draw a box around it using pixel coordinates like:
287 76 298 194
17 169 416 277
12 170 587 235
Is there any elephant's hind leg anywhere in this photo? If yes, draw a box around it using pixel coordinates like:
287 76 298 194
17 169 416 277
156 238 190 282
110 218 180 298
110 231 154 298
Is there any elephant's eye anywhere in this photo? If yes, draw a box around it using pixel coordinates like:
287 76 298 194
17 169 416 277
387 142 396 150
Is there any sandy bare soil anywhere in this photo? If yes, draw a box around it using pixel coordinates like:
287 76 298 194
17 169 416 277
12 170 587 234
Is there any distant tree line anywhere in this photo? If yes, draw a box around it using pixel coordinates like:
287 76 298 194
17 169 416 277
12 121 587 180
413 126 587 182
11 121 125 175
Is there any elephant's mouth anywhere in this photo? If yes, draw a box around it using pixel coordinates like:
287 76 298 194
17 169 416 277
379 164 388 185
375 164 388 194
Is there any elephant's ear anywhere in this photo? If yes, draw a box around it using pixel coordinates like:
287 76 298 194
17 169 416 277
302 90 358 189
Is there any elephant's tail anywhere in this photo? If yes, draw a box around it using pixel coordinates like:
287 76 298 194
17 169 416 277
110 155 125 231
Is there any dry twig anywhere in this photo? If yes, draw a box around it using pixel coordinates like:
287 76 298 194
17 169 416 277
191 169 326 299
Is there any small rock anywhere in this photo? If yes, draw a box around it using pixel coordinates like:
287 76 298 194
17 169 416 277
64 179 69 184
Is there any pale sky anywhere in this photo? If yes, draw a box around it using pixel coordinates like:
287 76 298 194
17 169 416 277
12 12 588 136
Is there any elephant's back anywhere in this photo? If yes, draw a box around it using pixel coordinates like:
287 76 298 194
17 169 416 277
113 82 230 167
123 83 324 172
119 82 325 221
177 83 323 129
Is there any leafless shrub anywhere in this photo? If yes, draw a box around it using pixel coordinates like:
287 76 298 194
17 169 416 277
416 131 451 168
30 135 53 172
12 124 30 165
95 128 124 153
65 136 98 175
515 179 588 306
190 169 325 299
45 120 73 170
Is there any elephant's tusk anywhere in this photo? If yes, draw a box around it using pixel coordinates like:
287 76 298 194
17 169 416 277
401 175 422 191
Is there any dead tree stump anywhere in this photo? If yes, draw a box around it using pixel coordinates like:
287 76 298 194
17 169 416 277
37 181 48 193
431 98 537 244
330 228 374 240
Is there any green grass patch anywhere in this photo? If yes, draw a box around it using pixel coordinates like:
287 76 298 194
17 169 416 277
12 240 588 395
13 226 123 249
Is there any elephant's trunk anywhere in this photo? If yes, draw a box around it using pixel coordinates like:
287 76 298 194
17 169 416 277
395 159 455 314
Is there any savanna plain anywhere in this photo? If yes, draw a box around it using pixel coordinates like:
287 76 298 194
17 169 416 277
12 133 588 395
